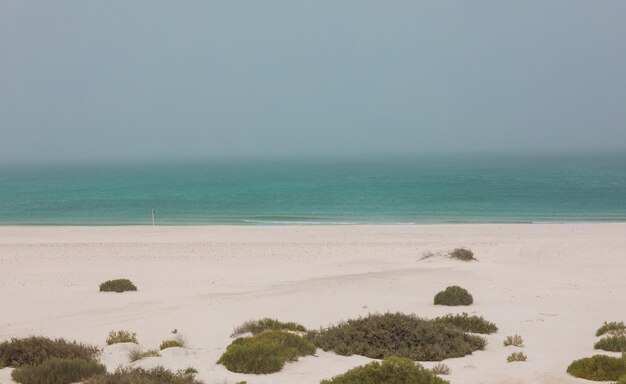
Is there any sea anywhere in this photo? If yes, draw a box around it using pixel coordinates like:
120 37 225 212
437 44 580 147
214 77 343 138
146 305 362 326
0 154 625 225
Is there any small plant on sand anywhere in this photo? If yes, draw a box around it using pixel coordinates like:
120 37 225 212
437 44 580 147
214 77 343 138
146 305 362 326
309 312 486 361
431 362 451 375
106 330 137 345
99 279 137 293
231 318 307 337
128 348 160 362
596 321 626 337
567 354 626 381
0 336 100 367
430 313 498 334
85 366 203 384
181 367 198 375
11 357 106 384
217 330 316 374
503 335 524 347
160 335 185 350
595 334 626 352
507 352 527 362
449 248 476 262
320 356 448 384
433 286 473 306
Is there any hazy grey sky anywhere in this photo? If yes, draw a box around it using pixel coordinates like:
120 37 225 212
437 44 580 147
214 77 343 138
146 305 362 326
1 1 625 163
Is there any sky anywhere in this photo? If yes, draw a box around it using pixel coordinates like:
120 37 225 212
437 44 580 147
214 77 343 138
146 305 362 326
1 1 625 163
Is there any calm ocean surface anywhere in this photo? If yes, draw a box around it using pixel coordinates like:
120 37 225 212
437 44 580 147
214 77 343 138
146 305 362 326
0 155 625 225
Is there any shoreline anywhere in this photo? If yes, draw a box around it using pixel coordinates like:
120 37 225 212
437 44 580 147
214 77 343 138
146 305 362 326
1 218 626 227
1 223 626 383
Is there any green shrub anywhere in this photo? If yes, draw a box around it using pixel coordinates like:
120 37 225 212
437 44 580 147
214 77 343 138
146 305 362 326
503 335 524 347
595 335 626 352
106 330 137 345
160 335 185 350
433 286 473 306
507 352 527 362
566 354 626 381
309 312 486 361
0 336 100 367
430 313 497 334
231 318 307 337
217 330 316 374
84 366 203 384
449 248 476 261
431 362 451 375
617 376 626 384
596 321 626 337
128 348 160 362
11 358 105 384
99 279 137 293
320 356 448 384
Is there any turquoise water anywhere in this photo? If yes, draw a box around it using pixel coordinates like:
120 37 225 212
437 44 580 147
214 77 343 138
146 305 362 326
0 155 625 225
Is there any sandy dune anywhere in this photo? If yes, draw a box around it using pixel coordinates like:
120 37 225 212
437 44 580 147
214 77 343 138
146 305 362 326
1 223 625 384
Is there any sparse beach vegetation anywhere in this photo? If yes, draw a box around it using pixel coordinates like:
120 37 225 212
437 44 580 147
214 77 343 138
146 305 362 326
503 335 524 347
128 348 160 362
431 313 497 334
594 335 626 352
433 286 474 306
11 357 105 384
231 318 307 337
431 362 451 375
84 366 204 384
160 335 185 350
507 351 527 362
106 330 137 345
596 321 626 337
309 312 486 361
0 336 99 367
449 248 477 261
99 279 137 293
217 330 315 374
320 356 448 384
567 354 626 381
181 367 198 375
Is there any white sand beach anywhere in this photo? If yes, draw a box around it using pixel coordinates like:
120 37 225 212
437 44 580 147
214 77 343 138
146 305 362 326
1 223 625 384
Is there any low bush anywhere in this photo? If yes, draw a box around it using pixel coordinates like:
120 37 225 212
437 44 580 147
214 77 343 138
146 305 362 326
160 335 185 350
217 330 316 374
503 335 524 347
449 248 476 262
0 336 100 367
594 335 626 352
430 313 497 334
433 286 473 306
596 321 626 337
507 352 527 362
309 312 486 361
106 330 137 345
567 354 626 381
320 356 448 384
231 318 307 337
617 376 626 384
84 366 203 384
431 363 451 375
128 348 160 362
11 358 105 384
99 279 137 293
